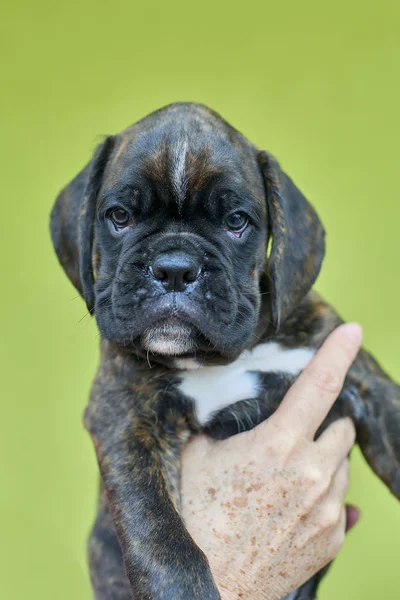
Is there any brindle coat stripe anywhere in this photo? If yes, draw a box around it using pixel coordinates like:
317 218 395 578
259 152 326 330
84 344 219 599
49 103 400 600
79 136 116 311
51 135 116 309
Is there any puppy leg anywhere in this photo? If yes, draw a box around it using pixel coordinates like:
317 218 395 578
88 482 131 600
84 386 221 600
342 348 400 498
283 296 400 498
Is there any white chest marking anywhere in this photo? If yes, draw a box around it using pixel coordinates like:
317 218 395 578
177 342 315 425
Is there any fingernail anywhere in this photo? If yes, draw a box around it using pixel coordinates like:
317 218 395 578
343 323 363 342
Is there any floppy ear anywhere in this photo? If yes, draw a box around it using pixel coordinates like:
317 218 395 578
258 151 326 329
50 136 115 312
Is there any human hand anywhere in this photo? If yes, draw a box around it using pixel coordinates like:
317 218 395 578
181 323 362 600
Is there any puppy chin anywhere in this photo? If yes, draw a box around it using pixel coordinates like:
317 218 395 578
141 322 195 356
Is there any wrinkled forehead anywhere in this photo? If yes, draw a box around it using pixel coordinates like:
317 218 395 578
103 115 266 207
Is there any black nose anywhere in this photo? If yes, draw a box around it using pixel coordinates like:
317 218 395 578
150 251 200 292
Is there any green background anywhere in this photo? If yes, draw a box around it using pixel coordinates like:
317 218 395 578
1 1 399 598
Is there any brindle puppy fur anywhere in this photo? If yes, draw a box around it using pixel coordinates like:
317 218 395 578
50 103 400 600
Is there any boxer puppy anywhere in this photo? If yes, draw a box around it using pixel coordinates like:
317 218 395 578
50 102 400 599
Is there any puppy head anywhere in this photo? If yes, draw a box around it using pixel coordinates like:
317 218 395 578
50 103 325 362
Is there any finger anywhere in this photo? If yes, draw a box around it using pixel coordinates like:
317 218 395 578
331 459 348 555
327 504 347 561
315 418 356 470
271 323 362 438
337 504 347 543
345 504 361 532
330 458 350 504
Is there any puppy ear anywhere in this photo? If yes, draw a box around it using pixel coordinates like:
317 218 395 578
50 136 115 312
258 151 326 329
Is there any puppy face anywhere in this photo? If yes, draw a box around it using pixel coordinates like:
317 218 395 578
95 110 267 358
51 103 325 363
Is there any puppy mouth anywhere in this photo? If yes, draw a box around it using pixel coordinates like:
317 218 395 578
141 317 196 356
112 293 249 359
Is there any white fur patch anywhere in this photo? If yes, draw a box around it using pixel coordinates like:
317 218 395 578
177 342 315 424
142 323 194 356
171 138 188 205
175 358 202 371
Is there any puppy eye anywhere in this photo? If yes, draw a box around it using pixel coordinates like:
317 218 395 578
226 212 248 233
108 207 132 229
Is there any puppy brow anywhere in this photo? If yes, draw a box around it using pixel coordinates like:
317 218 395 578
218 191 263 221
96 187 140 218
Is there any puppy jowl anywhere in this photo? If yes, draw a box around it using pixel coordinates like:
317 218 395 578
51 102 400 600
